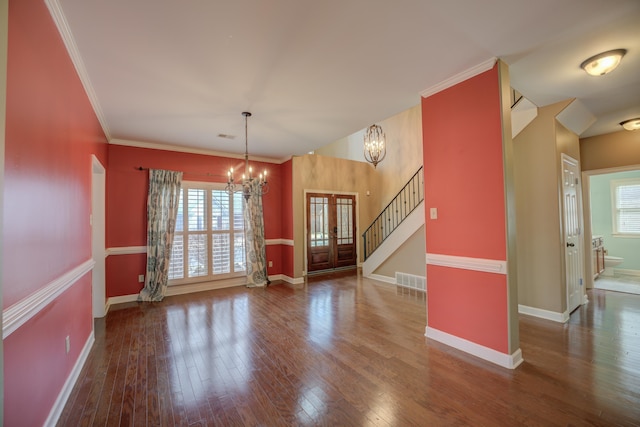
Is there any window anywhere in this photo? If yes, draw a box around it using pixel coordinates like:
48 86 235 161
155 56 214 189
611 178 640 236
168 182 246 284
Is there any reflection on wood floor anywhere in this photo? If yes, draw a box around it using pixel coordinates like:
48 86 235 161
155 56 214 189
58 271 640 426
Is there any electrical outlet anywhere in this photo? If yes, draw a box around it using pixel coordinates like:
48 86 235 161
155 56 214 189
268 261 273 268
138 274 145 283
65 336 70 354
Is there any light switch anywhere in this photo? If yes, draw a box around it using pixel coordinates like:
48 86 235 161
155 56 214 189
430 208 438 219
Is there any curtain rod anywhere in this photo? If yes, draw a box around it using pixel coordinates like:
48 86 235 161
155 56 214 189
135 166 226 179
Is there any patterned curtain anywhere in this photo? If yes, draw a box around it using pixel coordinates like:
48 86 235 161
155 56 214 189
243 180 269 287
138 169 183 301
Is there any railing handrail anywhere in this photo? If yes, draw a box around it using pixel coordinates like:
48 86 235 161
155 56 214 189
362 166 424 260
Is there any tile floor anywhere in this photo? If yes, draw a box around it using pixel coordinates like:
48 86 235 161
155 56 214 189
594 272 640 295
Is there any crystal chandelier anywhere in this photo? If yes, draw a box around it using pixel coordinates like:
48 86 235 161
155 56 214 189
363 124 386 168
225 112 269 200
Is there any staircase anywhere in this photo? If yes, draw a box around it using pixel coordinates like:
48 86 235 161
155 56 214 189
362 167 424 277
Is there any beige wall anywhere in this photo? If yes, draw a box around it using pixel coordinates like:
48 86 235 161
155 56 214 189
580 130 640 171
292 154 381 278
374 226 426 277
311 105 425 281
514 99 579 314
314 104 423 210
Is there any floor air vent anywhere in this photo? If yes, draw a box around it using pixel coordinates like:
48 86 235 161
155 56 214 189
395 272 426 291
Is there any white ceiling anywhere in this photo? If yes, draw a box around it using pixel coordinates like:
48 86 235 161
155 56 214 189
55 0 640 160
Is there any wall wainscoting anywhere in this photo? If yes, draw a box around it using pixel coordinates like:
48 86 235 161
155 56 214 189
2 259 95 339
105 239 294 259
426 253 507 275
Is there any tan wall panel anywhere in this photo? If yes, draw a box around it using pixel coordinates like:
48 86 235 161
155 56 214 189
580 130 640 172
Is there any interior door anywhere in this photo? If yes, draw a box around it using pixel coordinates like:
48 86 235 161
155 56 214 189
562 154 584 313
307 193 357 273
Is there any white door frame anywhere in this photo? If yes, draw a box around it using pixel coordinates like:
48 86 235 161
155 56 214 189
91 155 106 318
561 153 584 313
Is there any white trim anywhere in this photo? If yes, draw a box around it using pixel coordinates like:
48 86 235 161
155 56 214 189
425 326 524 369
105 294 138 313
265 239 294 246
426 253 507 275
3 259 95 339
44 330 95 427
44 0 110 140
109 138 288 164
106 246 147 256
615 268 640 277
419 58 497 98
166 277 246 296
274 274 305 285
367 273 397 285
518 304 570 323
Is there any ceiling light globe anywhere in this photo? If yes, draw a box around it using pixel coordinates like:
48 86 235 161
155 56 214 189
580 49 627 76
620 118 640 131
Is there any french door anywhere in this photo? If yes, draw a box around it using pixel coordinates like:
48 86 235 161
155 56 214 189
306 193 357 273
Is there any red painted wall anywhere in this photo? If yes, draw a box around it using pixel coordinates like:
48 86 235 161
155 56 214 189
106 145 289 296
422 65 509 353
3 0 108 425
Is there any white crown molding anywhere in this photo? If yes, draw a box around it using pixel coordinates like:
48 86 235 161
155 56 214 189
426 253 507 275
419 58 497 99
3 259 95 339
425 326 523 369
265 239 294 246
44 331 95 427
109 138 284 165
518 304 570 323
44 0 111 140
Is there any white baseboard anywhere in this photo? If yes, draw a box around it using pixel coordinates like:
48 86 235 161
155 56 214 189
44 330 95 427
615 268 640 277
166 277 247 297
269 274 304 285
366 273 396 285
518 304 569 323
425 326 523 369
105 294 138 313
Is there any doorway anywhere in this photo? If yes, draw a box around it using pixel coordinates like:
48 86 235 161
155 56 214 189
306 193 357 273
561 154 584 313
91 156 106 318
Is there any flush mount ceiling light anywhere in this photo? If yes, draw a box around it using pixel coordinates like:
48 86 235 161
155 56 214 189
580 49 627 76
620 118 640 131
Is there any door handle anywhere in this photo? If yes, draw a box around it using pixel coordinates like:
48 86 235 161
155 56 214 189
567 242 575 247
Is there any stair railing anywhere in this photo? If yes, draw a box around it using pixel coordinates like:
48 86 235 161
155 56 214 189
362 166 424 260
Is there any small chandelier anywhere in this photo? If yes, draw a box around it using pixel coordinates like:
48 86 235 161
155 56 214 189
363 124 386 168
225 112 269 200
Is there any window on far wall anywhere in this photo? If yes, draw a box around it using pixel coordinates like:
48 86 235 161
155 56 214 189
611 178 640 236
168 181 246 284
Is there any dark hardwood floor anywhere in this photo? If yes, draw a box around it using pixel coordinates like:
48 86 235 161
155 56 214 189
58 271 640 426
